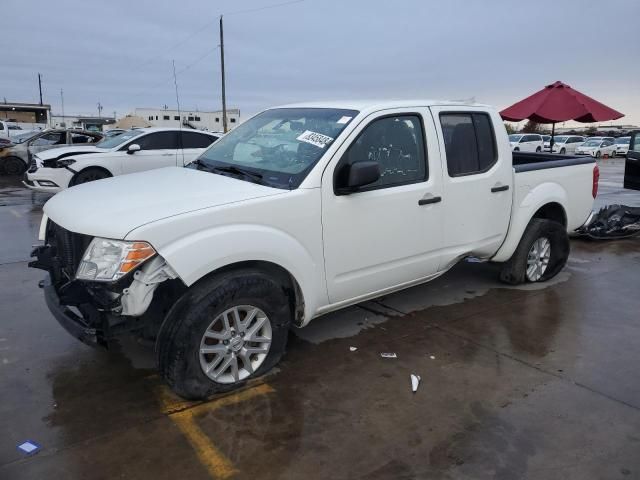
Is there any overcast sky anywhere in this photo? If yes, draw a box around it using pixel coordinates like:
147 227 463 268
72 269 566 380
3 0 639 126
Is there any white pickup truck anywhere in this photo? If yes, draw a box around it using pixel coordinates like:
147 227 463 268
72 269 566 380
31 100 597 399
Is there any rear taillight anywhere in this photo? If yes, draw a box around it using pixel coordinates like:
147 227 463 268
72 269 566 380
592 164 600 198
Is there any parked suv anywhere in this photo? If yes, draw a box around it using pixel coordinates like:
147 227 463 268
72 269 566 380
548 136 586 154
509 133 543 152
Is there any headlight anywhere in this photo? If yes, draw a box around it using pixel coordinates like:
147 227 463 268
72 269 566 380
57 158 76 167
76 238 156 282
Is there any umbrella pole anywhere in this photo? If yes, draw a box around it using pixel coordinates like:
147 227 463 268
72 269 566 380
550 122 555 153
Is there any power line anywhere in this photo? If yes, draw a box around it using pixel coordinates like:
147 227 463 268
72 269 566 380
134 0 305 72
223 0 305 17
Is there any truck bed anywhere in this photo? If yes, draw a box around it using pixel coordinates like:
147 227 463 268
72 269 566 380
512 152 595 173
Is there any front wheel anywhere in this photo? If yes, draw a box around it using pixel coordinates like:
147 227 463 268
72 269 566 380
156 269 292 399
3 156 26 175
513 147 520 152
536 146 542 152
559 148 566 155
71 168 111 186
595 150 602 158
499 218 570 285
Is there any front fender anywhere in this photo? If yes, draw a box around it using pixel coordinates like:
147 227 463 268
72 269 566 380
152 224 326 323
492 182 568 262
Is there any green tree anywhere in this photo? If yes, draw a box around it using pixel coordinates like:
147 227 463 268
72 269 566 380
522 120 543 133
504 123 518 134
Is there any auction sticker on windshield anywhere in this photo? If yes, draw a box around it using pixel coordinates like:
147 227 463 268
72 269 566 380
296 130 334 149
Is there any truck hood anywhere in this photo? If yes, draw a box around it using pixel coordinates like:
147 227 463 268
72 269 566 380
36 145 108 161
43 167 287 239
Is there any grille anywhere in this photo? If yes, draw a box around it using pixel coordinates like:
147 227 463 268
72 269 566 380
47 222 93 282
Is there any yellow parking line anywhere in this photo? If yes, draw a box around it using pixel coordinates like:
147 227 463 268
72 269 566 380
172 411 239 479
158 383 275 479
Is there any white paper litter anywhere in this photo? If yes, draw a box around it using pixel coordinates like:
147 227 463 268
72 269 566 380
429 355 436 360
380 352 397 358
349 346 357 352
17 441 39 454
410 374 421 392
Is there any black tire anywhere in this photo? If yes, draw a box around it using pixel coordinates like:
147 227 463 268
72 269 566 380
71 167 111 186
536 146 542 152
595 150 601 158
3 156 26 175
499 218 570 285
156 269 292 399
514 147 520 152
559 148 566 155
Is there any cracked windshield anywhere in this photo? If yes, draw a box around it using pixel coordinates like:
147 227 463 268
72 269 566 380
196 107 358 188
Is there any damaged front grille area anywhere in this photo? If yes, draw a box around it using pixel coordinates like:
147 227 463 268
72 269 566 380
45 221 93 284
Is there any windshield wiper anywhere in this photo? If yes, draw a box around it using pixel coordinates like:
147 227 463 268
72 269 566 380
212 165 263 182
189 158 214 171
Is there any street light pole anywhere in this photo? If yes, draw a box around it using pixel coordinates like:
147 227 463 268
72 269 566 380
38 73 43 105
219 15 228 133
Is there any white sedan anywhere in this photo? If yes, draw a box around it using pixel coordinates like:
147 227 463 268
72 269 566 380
613 137 631 156
575 137 616 158
24 128 218 193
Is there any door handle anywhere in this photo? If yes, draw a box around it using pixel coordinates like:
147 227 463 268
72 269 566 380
491 185 510 193
418 196 442 206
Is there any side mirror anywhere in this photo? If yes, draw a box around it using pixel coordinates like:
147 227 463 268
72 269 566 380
127 143 141 154
335 161 381 194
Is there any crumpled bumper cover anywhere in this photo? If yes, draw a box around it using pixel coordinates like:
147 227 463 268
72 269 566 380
41 275 102 347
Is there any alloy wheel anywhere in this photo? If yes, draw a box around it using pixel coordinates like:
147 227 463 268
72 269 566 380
199 305 272 384
526 237 551 282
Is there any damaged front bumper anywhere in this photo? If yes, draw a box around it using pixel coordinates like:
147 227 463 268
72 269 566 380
41 275 101 346
30 242 180 348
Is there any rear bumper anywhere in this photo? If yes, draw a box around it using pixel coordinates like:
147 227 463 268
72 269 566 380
41 275 102 347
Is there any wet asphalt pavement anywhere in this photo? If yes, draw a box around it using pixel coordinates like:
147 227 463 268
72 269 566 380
1 160 640 480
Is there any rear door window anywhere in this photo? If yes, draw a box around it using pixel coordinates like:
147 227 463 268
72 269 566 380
135 131 179 150
440 112 497 176
179 131 217 148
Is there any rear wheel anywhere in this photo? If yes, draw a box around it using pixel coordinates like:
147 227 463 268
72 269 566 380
3 156 26 175
499 218 569 285
156 269 292 399
71 168 111 186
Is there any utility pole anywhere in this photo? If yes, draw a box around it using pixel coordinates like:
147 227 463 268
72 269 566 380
97 102 103 118
60 89 65 126
38 73 43 105
219 15 228 133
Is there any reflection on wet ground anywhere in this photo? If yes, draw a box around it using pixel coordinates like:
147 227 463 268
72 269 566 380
1 170 640 479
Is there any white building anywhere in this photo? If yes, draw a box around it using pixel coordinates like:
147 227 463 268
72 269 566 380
133 107 240 132
50 114 116 131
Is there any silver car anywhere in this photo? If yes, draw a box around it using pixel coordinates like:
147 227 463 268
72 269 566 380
0 129 103 175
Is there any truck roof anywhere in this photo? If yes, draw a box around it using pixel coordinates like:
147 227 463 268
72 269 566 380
276 99 491 113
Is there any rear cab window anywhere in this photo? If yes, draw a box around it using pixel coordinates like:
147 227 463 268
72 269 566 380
439 112 498 176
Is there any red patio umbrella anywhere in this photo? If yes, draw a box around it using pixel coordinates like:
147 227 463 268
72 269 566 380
500 81 624 151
